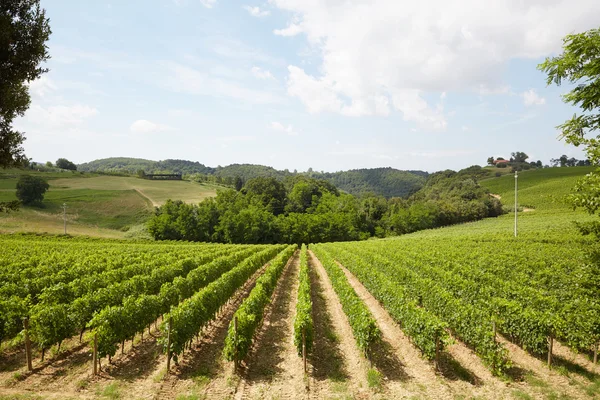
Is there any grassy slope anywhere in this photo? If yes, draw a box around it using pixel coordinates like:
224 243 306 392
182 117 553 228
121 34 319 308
400 166 596 243
0 170 219 238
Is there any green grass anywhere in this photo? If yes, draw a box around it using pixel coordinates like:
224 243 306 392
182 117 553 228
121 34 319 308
0 169 219 237
367 367 383 390
481 166 595 210
96 382 121 399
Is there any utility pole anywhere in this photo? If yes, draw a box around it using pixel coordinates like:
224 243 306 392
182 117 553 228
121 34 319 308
514 171 518 237
62 203 67 235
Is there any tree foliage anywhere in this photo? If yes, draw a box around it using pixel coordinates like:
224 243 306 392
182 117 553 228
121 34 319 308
148 168 503 244
15 175 49 204
0 0 51 168
56 158 77 170
538 27 600 231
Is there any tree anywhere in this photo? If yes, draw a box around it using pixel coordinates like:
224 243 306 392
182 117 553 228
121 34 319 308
16 175 49 204
511 152 529 163
538 27 600 232
560 155 568 167
234 176 243 191
45 161 52 167
0 1 51 168
56 158 77 170
487 157 495 166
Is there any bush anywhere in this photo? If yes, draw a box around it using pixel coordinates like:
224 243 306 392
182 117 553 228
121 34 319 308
16 175 49 205
56 158 77 171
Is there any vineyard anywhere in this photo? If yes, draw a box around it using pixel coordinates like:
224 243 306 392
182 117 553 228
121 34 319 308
0 169 599 399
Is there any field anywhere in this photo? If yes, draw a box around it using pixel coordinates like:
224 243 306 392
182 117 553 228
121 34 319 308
0 171 219 238
0 167 599 400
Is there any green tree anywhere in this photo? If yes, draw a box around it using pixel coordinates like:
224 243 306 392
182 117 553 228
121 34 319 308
16 175 49 204
538 27 600 232
511 152 529 163
55 158 77 170
1 0 51 168
487 156 495 165
45 161 52 167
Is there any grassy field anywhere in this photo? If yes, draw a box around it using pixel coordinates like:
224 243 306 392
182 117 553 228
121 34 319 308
0 170 219 238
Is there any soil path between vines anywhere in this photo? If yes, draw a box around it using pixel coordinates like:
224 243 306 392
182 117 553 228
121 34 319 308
307 250 371 399
233 250 307 400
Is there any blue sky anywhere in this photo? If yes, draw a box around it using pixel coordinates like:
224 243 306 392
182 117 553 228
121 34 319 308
16 0 599 172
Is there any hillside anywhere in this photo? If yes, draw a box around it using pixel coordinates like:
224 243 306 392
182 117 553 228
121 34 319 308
0 170 219 238
78 158 428 198
77 157 215 175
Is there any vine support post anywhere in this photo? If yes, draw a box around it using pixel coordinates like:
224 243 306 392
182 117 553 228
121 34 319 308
492 320 497 343
302 328 307 373
92 332 98 376
435 335 440 371
594 342 598 365
547 333 554 368
166 317 172 373
234 316 239 371
23 317 33 372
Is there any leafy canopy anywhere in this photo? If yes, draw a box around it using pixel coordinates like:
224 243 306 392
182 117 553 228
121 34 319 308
0 0 51 168
16 175 49 205
538 27 600 228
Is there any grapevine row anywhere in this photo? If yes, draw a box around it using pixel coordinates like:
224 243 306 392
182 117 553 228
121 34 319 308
223 246 297 362
293 245 313 356
310 246 380 355
162 245 293 357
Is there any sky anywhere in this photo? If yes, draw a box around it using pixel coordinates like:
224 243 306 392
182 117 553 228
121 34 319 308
15 0 600 173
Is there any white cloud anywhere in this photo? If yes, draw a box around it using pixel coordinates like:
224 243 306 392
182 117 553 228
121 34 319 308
243 5 270 17
251 66 275 80
130 119 174 134
200 0 217 8
522 89 546 106
160 61 284 104
272 0 599 127
271 121 298 136
274 23 302 37
26 104 98 128
28 76 57 98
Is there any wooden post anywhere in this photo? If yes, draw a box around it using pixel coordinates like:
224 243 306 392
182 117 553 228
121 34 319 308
435 335 440 371
166 317 172 373
547 334 553 368
492 320 497 343
92 333 98 376
234 316 239 371
594 342 598 365
23 318 33 372
302 328 307 373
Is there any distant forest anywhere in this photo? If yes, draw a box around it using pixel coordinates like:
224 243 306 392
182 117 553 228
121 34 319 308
148 165 503 244
78 158 428 198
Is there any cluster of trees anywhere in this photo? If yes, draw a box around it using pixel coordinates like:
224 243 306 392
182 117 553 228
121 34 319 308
55 158 77 170
550 155 591 167
487 152 543 170
148 167 503 244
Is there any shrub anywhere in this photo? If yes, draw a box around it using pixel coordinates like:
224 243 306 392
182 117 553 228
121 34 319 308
16 175 49 205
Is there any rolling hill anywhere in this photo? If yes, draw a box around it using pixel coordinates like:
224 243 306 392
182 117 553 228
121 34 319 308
77 158 428 198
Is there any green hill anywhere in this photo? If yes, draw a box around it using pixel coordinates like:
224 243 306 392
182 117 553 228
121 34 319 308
77 157 215 175
78 158 428 198
410 166 597 241
0 170 219 238
481 166 595 210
